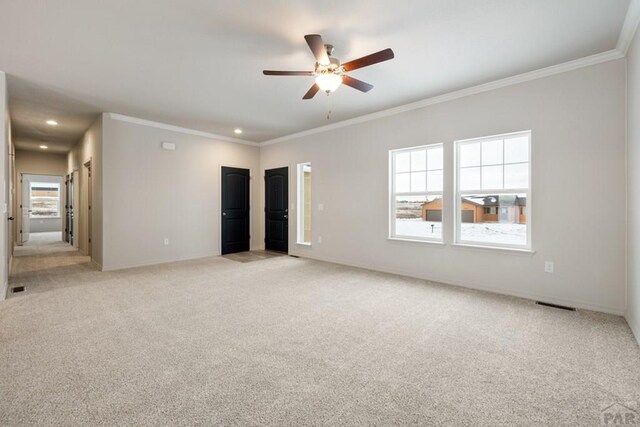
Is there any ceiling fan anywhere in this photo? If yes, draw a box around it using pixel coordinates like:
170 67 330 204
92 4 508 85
263 34 395 99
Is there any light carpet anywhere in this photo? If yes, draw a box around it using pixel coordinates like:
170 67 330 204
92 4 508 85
1 239 639 426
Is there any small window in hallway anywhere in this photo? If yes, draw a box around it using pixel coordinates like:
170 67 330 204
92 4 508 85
297 163 311 245
30 182 61 218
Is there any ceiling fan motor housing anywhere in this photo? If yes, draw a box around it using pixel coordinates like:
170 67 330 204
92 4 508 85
316 57 341 74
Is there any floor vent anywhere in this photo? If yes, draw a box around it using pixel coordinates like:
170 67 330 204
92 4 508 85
11 286 25 293
535 301 576 311
289 255 300 258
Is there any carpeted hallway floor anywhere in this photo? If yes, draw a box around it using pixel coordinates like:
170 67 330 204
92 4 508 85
8 232 93 297
1 237 639 426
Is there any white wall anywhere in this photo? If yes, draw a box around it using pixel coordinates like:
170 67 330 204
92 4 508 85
68 115 103 267
15 150 67 238
0 71 9 300
627 25 640 345
15 149 67 176
101 115 260 271
260 59 627 315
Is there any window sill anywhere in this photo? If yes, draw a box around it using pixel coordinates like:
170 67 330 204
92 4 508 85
452 243 535 255
296 242 312 247
388 237 445 246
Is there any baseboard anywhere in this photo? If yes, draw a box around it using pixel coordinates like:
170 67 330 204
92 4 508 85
627 313 640 347
90 259 103 271
101 251 219 272
290 251 626 316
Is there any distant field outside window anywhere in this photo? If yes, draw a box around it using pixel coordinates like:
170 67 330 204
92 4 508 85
455 131 531 249
390 144 443 241
30 182 61 218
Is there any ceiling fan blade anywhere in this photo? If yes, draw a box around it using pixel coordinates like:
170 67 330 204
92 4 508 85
304 34 330 65
263 70 314 76
342 75 374 92
303 84 320 100
341 48 395 72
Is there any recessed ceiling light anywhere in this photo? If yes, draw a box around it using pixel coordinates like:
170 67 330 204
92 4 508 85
39 145 48 149
234 128 243 135
46 120 58 126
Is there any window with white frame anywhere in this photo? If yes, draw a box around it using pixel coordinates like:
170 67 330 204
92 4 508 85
390 144 443 241
297 162 311 244
455 131 531 249
30 182 61 218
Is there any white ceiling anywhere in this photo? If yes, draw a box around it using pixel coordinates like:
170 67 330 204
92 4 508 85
0 0 632 149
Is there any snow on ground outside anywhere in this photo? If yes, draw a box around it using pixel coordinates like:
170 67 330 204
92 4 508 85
395 219 526 245
395 219 442 239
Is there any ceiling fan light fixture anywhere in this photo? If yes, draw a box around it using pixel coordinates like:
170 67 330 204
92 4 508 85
315 73 342 93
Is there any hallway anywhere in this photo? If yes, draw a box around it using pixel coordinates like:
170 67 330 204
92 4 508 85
9 232 94 297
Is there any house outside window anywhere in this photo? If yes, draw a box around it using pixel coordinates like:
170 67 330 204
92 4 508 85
455 131 531 249
483 207 497 215
389 143 443 241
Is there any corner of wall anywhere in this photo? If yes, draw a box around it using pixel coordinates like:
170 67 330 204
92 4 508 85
1 70 10 296
629 315 640 347
625 9 640 347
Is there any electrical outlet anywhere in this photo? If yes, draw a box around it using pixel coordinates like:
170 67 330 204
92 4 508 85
544 261 554 273
318 203 324 211
164 238 170 246
318 236 322 244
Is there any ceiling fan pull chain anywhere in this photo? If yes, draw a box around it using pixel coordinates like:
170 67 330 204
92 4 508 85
326 93 332 121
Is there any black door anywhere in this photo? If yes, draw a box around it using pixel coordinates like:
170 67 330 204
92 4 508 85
265 167 288 253
221 166 250 255
64 175 70 243
69 173 74 246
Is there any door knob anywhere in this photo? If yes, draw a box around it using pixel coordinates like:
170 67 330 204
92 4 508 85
222 212 227 216
8 217 14 220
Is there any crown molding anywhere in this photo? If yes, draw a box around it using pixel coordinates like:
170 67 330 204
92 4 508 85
107 113 259 146
109 1 639 149
260 49 624 146
617 0 640 55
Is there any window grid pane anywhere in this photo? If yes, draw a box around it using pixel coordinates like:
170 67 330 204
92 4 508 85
427 147 444 170
481 139 503 166
411 150 426 172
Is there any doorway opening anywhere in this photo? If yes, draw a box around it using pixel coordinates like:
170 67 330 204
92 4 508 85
19 173 64 246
